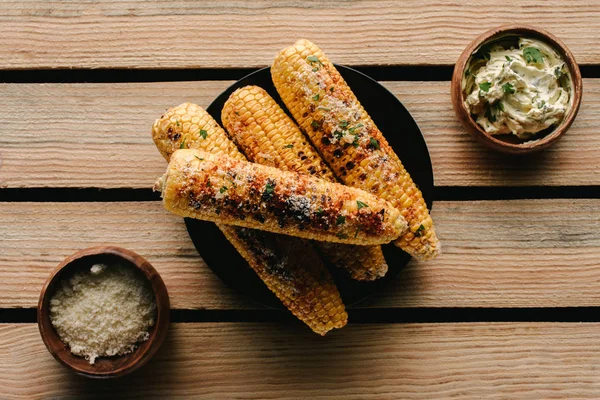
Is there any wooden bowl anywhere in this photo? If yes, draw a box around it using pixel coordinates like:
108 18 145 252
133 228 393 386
451 25 582 154
37 246 170 378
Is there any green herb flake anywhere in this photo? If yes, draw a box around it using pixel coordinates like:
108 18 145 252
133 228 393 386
554 66 564 79
495 101 504 112
523 47 544 65
352 134 360 148
194 155 204 161
502 82 515 94
307 55 320 63
283 144 294 149
220 186 228 194
354 228 360 238
175 120 180 127
505 55 512 62
368 137 380 150
414 224 425 237
333 130 344 140
264 182 275 196
339 120 349 129
330 87 334 93
199 129 208 139
316 207 324 216
311 120 320 129
356 200 368 210
479 81 492 92
206 181 212 188
538 100 545 108
336 232 348 239
336 215 346 225
318 106 331 111
312 94 320 101
179 138 187 149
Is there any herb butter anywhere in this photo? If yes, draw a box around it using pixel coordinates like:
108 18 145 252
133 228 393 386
463 37 572 139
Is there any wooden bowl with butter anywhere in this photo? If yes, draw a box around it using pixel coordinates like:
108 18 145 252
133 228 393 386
451 25 582 154
38 246 170 378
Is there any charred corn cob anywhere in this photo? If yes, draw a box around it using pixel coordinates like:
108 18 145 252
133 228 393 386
225 227 347 335
156 149 406 245
271 39 441 260
152 103 347 335
222 85 389 280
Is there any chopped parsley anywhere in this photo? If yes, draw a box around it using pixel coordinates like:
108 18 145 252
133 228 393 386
194 155 204 161
175 120 180 127
206 181 212 188
263 181 275 197
523 47 543 65
330 87 334 93
479 81 492 92
199 129 208 139
219 186 228 194
348 123 364 133
333 130 344 140
283 144 294 149
180 138 187 149
351 134 360 148
307 55 323 72
538 100 545 108
495 101 504 112
554 66 564 79
356 200 368 210
339 120 349 129
336 215 346 225
312 94 320 101
336 232 348 239
311 120 320 129
414 224 425 237
505 55 512 62
502 82 515 94
318 106 331 111
316 207 324 216
368 138 380 150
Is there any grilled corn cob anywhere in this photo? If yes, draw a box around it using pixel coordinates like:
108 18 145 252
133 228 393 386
156 149 406 245
152 103 347 335
222 85 389 280
271 39 441 260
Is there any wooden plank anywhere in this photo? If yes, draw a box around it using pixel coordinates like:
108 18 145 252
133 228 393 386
2 199 599 310
1 0 600 69
1 80 599 188
3 322 600 398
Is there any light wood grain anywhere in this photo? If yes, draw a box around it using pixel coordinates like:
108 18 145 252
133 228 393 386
1 80 599 188
2 0 600 69
2 199 599 310
3 322 600 399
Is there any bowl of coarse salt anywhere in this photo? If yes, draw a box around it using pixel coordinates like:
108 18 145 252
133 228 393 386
38 246 170 378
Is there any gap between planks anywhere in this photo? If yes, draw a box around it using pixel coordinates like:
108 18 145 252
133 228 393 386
1 80 600 188
2 322 600 399
1 199 599 310
1 0 600 69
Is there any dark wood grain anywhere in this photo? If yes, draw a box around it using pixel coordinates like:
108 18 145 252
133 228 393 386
37 246 170 378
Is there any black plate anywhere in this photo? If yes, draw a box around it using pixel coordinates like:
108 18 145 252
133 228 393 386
185 65 433 308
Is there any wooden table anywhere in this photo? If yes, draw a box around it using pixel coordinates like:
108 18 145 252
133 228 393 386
2 1 600 398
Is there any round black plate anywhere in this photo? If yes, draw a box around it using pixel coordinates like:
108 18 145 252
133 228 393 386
184 65 433 309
